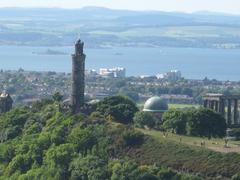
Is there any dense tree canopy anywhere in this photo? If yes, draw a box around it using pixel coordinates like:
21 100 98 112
162 109 187 135
187 108 227 138
0 99 198 180
133 111 156 129
162 108 227 138
96 96 139 124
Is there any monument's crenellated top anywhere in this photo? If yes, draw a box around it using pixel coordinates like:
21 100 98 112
75 39 84 55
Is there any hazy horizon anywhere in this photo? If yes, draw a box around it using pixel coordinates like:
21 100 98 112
0 0 240 14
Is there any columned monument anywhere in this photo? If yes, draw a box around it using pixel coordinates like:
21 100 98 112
203 93 240 127
71 39 86 114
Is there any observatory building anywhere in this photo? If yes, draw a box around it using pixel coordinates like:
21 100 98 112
71 39 86 114
143 96 168 120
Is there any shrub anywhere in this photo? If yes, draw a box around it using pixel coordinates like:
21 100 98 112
122 129 144 147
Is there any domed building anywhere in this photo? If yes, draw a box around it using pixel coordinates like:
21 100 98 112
143 96 168 119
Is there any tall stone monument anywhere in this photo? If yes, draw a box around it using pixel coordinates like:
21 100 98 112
71 39 86 114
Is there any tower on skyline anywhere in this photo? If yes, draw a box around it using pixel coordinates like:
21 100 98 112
71 39 86 114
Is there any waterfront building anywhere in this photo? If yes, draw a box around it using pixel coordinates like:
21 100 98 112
157 70 182 81
99 67 126 78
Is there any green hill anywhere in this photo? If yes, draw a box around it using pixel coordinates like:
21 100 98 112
0 99 239 179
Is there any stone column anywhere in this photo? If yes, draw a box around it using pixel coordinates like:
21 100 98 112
210 100 215 110
215 101 219 112
219 99 225 116
234 99 238 125
203 100 208 108
207 100 210 108
227 99 232 126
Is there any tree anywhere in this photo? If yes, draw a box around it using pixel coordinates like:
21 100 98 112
162 108 227 138
67 125 103 153
162 109 187 135
44 143 75 179
52 92 63 102
97 96 138 124
110 160 141 180
187 108 227 138
0 107 30 142
133 112 156 129
5 154 32 176
70 155 108 180
118 89 140 102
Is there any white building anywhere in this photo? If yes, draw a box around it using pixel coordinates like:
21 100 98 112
157 70 182 81
99 67 126 78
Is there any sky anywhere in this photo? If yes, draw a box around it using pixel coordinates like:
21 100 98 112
0 0 240 14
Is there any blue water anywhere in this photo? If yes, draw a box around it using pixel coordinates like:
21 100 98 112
0 45 240 81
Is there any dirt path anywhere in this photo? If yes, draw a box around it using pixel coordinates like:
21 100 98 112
208 146 240 153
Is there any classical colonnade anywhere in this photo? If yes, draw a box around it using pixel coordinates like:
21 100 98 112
203 94 240 126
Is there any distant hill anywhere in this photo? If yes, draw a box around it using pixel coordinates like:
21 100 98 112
0 7 240 48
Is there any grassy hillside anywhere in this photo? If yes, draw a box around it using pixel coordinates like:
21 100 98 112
140 129 240 153
123 131 240 179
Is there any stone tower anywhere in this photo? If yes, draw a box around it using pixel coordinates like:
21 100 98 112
0 93 13 113
71 39 86 114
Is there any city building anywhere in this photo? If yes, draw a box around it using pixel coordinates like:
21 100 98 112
0 93 13 113
157 70 182 81
71 39 86 114
99 67 126 78
86 69 98 77
99 69 115 78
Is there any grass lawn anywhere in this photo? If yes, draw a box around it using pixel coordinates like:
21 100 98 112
139 128 240 153
169 104 200 109
138 103 200 110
